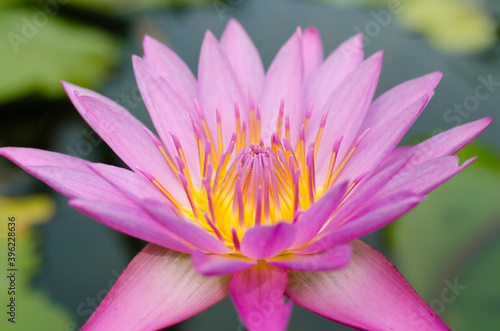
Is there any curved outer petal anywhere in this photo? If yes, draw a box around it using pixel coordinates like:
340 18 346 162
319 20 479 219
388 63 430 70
240 222 296 260
61 82 187 205
267 245 352 272
290 181 348 249
302 27 323 85
360 72 442 132
82 244 230 331
310 51 383 184
375 155 475 200
230 263 292 331
198 30 246 151
381 146 412 165
301 192 424 254
141 199 233 254
336 95 428 185
325 157 410 231
192 250 257 276
379 117 492 174
259 28 303 145
0 147 134 207
142 35 198 106
132 56 200 182
286 240 451 331
88 162 172 205
220 18 265 104
70 199 194 254
305 34 364 118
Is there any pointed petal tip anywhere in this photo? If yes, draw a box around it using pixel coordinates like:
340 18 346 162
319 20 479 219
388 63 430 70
131 54 147 73
432 70 444 80
142 34 165 55
461 156 477 168
203 29 217 42
304 26 320 36
225 17 242 29
348 33 364 47
0 146 13 157
483 116 493 125
142 34 154 46
60 80 78 95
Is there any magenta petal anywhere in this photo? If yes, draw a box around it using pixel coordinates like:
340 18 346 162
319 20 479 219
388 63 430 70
302 27 323 85
142 35 198 106
132 56 200 181
240 222 296 260
220 18 265 103
377 155 475 199
310 51 383 184
61 83 186 205
192 250 257 276
381 117 492 173
259 29 303 144
0 146 92 173
336 95 429 185
305 34 364 115
381 146 412 164
300 192 424 254
0 147 134 206
230 263 292 331
361 72 442 132
70 199 193 253
290 182 348 249
141 199 232 254
82 244 230 330
286 240 450 331
322 157 409 234
89 162 171 204
267 245 352 272
198 30 246 150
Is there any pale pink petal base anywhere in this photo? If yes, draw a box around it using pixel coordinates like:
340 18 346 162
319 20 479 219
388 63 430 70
285 240 451 331
82 244 230 330
267 245 352 272
230 263 292 331
192 250 257 276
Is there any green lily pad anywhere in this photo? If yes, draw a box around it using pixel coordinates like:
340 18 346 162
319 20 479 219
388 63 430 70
0 8 119 103
0 195 74 329
386 142 500 331
397 0 496 54
67 0 213 12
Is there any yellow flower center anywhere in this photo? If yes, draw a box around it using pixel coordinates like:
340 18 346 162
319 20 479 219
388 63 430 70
147 102 363 250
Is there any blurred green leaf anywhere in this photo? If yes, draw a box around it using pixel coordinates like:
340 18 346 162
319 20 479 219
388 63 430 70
398 0 497 54
315 0 386 6
68 0 213 12
386 142 500 330
317 0 497 54
0 8 119 103
0 194 74 330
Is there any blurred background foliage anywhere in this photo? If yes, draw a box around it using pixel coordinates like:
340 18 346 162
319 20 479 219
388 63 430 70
0 0 499 330
319 0 497 53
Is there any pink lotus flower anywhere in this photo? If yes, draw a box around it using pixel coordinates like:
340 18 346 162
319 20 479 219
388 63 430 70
1 19 491 330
